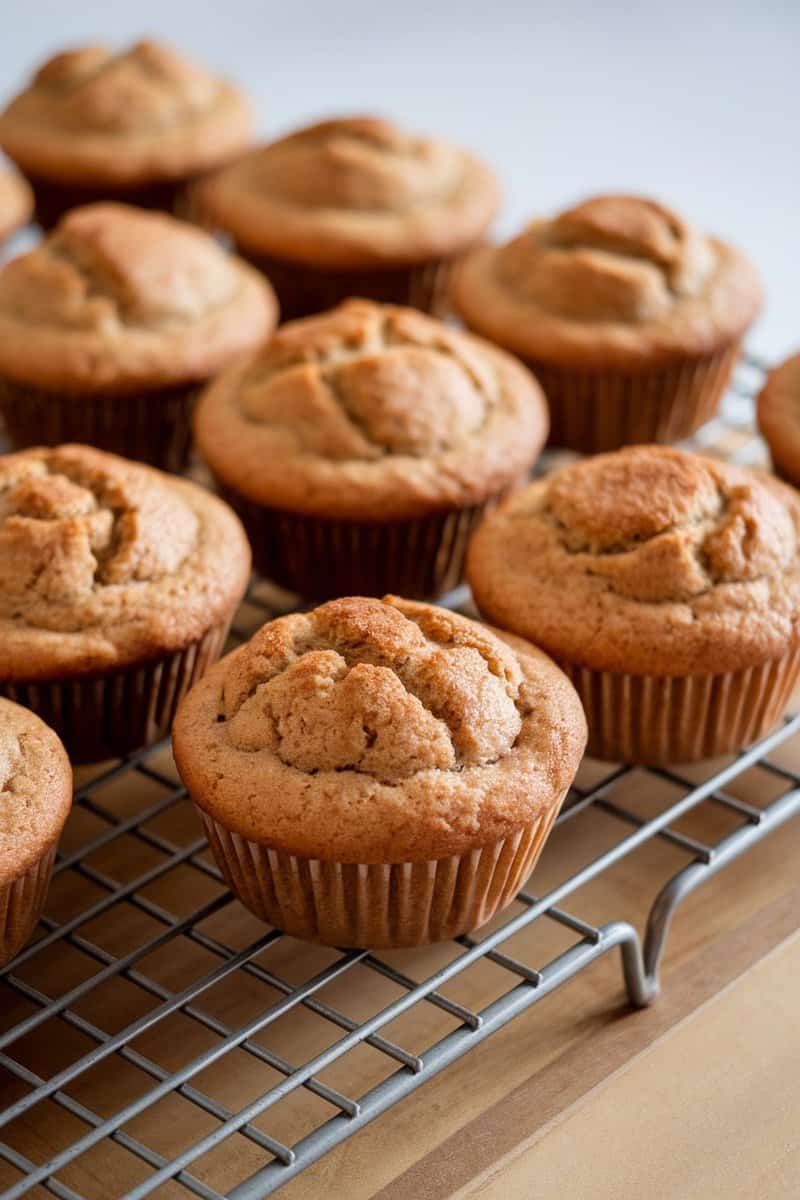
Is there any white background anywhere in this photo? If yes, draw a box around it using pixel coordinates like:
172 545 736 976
1 0 797 358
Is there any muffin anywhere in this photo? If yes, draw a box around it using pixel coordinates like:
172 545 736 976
467 445 800 764
1 698 71 965
173 595 586 947
0 169 32 248
0 202 277 472
0 443 251 763
195 115 500 319
757 352 800 485
194 298 548 600
453 194 762 453
0 40 253 229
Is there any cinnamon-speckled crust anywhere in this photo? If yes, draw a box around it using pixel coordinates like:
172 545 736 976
172 596 586 862
194 299 548 520
197 116 500 267
757 352 800 484
467 445 800 677
0 171 32 243
0 203 277 392
0 698 71 885
0 40 252 186
0 444 251 679
453 195 762 369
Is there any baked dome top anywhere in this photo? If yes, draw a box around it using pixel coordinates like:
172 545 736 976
0 40 252 185
0 697 71 886
467 445 800 676
196 116 500 266
453 194 762 368
757 352 800 480
172 595 587 861
0 203 277 391
0 444 250 679
0 170 32 242
194 299 548 519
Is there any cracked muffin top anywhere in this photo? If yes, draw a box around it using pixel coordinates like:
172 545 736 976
172 595 586 861
467 445 800 676
453 194 762 368
0 444 251 679
0 698 71 886
194 299 548 520
196 116 500 267
0 203 277 392
0 170 32 243
757 352 800 484
0 40 252 186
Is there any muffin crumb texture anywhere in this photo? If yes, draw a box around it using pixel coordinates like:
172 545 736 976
468 446 800 676
197 115 500 266
0 444 250 677
173 595 587 862
454 194 762 367
0 204 276 391
195 298 547 519
0 40 252 184
0 698 71 884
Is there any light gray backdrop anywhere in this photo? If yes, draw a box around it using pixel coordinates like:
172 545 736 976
1 0 797 357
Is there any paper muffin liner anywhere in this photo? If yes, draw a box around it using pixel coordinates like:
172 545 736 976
223 248 454 321
198 798 564 948
22 172 195 231
0 844 57 967
218 487 503 600
526 343 740 454
1 621 230 765
561 645 800 765
0 376 199 474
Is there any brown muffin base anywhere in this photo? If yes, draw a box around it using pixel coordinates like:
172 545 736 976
0 376 199 474
0 845 58 967
527 343 740 453
23 172 198 231
562 646 800 765
229 248 454 321
219 488 503 600
199 798 564 948
1 621 230 764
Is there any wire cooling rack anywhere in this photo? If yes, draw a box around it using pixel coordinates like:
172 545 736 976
2 355 799 1200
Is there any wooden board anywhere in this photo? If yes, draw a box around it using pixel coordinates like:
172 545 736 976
2 723 800 1199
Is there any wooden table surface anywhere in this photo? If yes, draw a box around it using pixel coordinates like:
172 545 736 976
4 722 797 1200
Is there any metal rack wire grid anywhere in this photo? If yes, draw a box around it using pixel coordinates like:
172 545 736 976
1 355 799 1199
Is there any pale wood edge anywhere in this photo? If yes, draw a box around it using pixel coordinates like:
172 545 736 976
374 880 800 1200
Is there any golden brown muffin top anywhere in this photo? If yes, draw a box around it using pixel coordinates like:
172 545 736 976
467 445 800 676
0 444 251 680
0 203 277 391
757 352 800 485
172 595 586 861
196 116 500 266
0 698 72 886
0 170 32 243
194 298 548 520
0 40 252 185
453 194 762 368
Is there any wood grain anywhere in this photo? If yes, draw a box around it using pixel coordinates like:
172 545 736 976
1 733 799 1199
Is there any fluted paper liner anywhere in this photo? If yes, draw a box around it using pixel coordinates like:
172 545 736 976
528 343 740 454
24 172 194 232
1 621 229 764
216 248 453 322
0 377 199 474
562 645 800 765
221 489 505 601
0 845 57 966
199 797 565 948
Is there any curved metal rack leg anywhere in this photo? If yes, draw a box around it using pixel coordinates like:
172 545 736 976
625 786 800 1006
